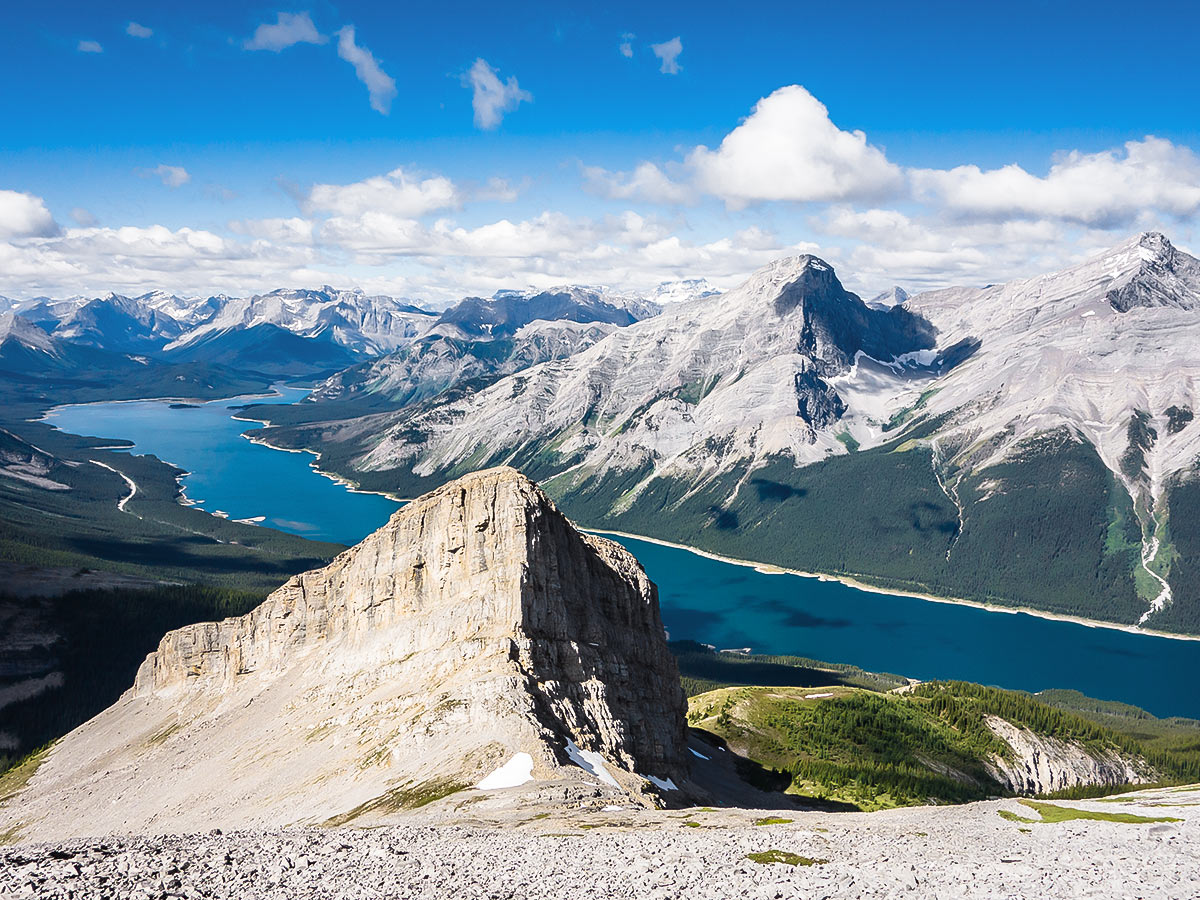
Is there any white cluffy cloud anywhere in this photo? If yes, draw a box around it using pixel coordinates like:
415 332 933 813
306 168 460 218
140 165 191 188
688 86 902 205
126 22 153 39
336 26 396 115
0 191 59 240
582 162 694 205
244 12 326 52
911 137 1200 228
619 33 635 58
465 58 532 130
650 36 682 74
77 40 103 54
588 85 903 207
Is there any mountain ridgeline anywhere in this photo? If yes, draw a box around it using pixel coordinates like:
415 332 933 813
242 233 1200 634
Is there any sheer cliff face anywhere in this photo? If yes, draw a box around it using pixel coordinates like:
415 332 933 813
983 717 1154 795
2 468 688 840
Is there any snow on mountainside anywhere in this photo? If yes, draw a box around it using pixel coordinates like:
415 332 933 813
163 287 435 356
266 232 1200 629
0 312 56 354
306 286 663 406
648 278 722 307
345 255 940 486
310 319 620 406
866 286 909 310
899 233 1200 494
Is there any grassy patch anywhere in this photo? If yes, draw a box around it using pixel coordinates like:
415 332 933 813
0 745 53 804
0 823 22 846
753 816 793 826
997 809 1038 824
746 850 827 867
322 778 468 826
1002 799 1182 825
146 720 183 747
834 430 860 453
683 820 703 828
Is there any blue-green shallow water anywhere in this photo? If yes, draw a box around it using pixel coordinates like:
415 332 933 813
48 392 1199 719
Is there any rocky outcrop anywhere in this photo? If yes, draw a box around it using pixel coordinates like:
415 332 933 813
1106 233 1200 312
0 467 689 840
984 716 1154 795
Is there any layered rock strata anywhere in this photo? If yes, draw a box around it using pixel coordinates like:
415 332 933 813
0 467 688 840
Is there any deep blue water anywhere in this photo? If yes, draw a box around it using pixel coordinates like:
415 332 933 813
48 392 1200 718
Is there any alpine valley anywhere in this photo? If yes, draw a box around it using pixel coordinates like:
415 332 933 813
241 233 1200 636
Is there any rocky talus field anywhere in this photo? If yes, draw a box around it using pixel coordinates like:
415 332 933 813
2 787 1197 899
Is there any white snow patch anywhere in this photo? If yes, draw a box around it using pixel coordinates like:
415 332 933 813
565 740 619 787
689 748 710 760
645 775 678 791
476 752 534 790
891 348 938 368
601 805 624 811
805 692 834 699
1081 310 1096 318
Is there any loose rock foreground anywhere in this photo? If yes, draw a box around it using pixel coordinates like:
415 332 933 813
3 787 1198 900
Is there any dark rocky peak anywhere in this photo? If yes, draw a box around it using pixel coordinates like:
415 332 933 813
1107 232 1200 313
770 257 937 375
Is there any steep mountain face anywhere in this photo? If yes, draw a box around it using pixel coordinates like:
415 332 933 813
164 321 362 377
284 255 938 493
309 319 620 407
249 233 1200 633
982 717 1151 795
163 287 436 357
428 286 651 340
50 294 186 353
0 468 689 839
303 286 663 409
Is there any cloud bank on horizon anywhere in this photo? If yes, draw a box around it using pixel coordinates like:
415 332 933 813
5 5 1200 303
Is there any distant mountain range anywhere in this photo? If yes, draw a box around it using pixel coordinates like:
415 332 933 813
244 233 1200 635
13 241 1200 635
0 280 717 387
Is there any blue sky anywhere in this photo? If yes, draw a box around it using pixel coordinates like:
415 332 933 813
2 0 1199 301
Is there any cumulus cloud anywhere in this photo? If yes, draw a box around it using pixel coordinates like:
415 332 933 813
619 33 635 58
910 137 1200 228
475 177 522 202
650 36 682 74
0 190 59 240
126 22 153 39
464 58 531 130
71 207 97 227
587 85 903 208
244 12 326 52
582 162 693 205
139 165 191 188
229 216 314 244
306 168 460 218
336 26 396 114
77 40 102 53
688 86 904 206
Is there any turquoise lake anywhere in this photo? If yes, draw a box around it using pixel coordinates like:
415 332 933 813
47 390 1199 719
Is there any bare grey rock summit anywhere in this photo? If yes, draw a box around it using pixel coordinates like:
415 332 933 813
0 466 689 840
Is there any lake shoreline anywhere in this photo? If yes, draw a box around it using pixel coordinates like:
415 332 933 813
589 529 1200 644
232 403 1200 645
